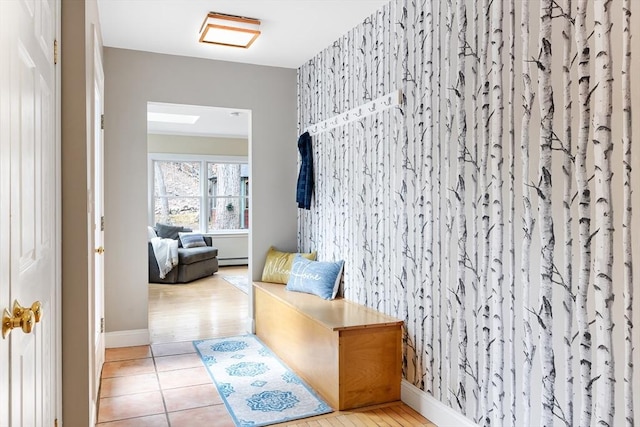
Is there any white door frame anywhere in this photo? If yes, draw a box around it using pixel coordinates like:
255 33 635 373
54 0 62 422
89 24 105 424
0 0 12 422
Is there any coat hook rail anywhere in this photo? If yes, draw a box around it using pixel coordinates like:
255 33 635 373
305 89 402 136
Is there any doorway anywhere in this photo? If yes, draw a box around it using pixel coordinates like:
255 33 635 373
145 102 251 343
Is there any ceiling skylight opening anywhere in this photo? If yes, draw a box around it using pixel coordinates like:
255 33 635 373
199 12 261 49
147 112 200 124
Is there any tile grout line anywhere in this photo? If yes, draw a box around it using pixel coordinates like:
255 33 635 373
151 346 174 427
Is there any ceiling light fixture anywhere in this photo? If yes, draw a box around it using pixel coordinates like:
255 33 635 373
147 112 200 124
199 12 261 49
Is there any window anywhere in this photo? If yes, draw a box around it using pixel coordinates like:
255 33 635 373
150 155 249 232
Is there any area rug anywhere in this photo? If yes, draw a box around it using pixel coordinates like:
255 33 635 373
221 275 249 294
194 335 332 427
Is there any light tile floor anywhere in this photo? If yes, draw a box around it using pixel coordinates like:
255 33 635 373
97 342 235 426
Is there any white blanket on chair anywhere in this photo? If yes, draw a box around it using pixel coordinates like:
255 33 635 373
150 237 179 279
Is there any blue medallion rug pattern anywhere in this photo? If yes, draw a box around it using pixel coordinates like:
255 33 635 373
194 335 332 426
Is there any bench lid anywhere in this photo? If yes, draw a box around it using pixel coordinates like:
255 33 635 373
253 281 403 331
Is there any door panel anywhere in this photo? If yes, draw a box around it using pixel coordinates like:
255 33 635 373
21 0 34 19
17 43 37 270
36 0 54 56
2 0 58 425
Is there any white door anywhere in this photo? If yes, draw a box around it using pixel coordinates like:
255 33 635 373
0 0 59 425
92 28 106 410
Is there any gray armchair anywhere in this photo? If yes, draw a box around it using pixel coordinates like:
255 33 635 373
148 232 219 284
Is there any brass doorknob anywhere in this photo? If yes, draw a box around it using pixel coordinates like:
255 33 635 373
30 301 42 323
2 301 35 339
12 300 41 322
95 246 105 254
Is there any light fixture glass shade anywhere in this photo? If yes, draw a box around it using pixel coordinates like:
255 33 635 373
199 13 261 49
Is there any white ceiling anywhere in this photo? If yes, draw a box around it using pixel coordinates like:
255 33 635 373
98 0 391 69
105 0 390 137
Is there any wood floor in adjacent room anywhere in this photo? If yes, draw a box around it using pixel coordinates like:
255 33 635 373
97 266 436 426
148 265 250 343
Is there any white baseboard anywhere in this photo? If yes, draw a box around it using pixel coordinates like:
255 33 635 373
401 380 479 427
105 329 150 348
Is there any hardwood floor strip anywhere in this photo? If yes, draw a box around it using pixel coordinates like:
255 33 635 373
354 412 380 427
373 408 402 427
387 405 428 425
349 414 370 427
336 414 358 426
397 403 433 424
368 409 394 427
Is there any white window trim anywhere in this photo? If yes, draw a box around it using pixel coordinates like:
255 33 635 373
149 153 247 164
202 230 249 237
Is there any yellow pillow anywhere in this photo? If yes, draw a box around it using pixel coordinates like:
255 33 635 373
261 246 317 284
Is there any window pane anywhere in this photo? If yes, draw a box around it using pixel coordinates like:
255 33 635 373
206 162 249 231
208 163 248 198
154 161 200 197
154 197 200 230
208 196 248 231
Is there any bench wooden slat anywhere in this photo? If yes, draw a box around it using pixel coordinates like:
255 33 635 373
253 281 403 410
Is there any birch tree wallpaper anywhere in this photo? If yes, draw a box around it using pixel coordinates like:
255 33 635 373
297 0 638 425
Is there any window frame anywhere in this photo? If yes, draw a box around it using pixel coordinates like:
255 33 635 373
148 153 249 234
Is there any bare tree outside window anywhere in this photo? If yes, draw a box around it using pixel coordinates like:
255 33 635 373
154 162 170 224
209 163 243 230
153 161 200 229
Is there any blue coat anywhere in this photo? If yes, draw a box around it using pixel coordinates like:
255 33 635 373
296 132 313 210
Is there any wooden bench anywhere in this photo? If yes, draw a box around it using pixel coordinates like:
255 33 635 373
253 281 403 410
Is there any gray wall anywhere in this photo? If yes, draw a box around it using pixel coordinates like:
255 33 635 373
103 48 297 335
